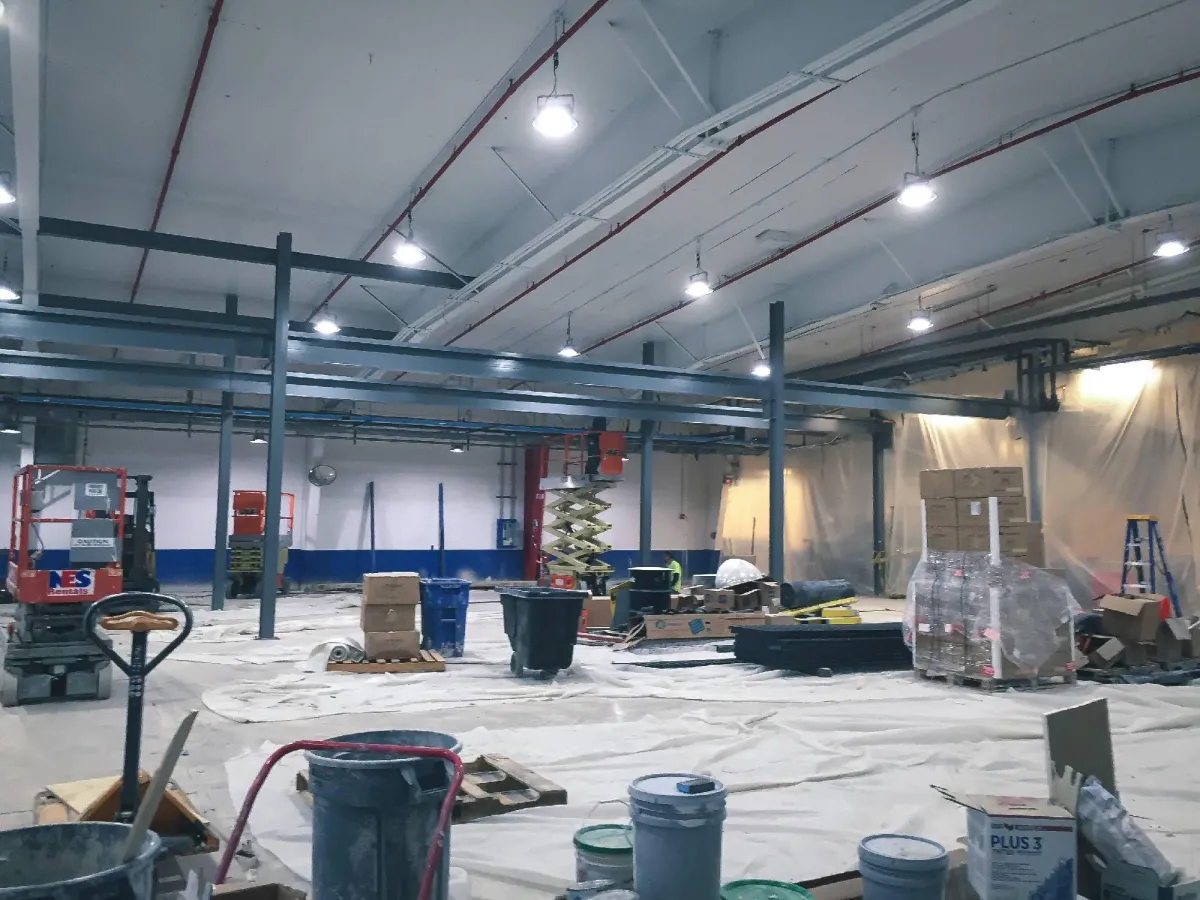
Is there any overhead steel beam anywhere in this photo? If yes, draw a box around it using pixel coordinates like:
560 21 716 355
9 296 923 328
0 304 268 358
798 285 1200 383
39 218 473 291
768 302 785 581
288 333 769 399
783 379 1013 419
0 349 888 434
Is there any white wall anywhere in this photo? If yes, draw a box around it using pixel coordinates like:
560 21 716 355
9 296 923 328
71 428 723 551
0 432 22 545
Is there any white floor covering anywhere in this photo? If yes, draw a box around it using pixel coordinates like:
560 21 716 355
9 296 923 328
3 592 1198 899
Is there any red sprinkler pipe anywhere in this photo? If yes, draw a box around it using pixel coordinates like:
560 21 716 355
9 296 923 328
306 0 614 321
129 0 225 304
214 740 465 900
580 64 1200 353
445 84 844 346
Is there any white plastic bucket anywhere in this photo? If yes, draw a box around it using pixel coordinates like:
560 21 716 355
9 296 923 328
573 824 634 888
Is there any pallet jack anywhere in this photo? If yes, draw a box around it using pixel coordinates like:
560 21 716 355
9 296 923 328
226 489 294 598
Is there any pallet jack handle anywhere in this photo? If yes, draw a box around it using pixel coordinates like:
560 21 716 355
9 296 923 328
85 592 194 822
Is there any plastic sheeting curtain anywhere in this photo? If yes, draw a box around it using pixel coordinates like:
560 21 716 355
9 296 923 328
715 358 1200 612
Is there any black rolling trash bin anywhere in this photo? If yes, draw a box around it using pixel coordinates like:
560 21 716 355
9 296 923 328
499 587 589 678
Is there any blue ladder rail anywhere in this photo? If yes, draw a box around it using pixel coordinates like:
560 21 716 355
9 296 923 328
1120 515 1181 616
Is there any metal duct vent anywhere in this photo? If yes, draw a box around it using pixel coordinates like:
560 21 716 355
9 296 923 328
308 464 337 487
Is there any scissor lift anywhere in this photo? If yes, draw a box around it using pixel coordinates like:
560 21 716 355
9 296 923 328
227 490 294 598
541 432 624 595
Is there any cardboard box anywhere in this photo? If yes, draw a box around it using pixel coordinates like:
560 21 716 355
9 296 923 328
360 603 417 633
956 496 1028 527
924 497 959 528
1100 595 1161 643
580 595 613 630
1000 523 1043 563
1087 637 1125 669
926 525 959 551
701 588 739 610
642 612 766 640
362 629 421 660
756 580 781 606
1102 859 1200 900
765 613 802 626
954 467 1025 498
920 469 958 499
1122 641 1152 667
958 525 991 552
942 790 1076 900
1154 618 1192 662
362 572 421 606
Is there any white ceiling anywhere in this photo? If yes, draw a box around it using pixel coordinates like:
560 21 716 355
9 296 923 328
9 0 1200 394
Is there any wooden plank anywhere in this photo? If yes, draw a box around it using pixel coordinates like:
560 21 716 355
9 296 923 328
326 651 446 674
481 755 565 800
1044 698 1115 796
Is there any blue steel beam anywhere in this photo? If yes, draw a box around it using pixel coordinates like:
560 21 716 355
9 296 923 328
39 217 472 291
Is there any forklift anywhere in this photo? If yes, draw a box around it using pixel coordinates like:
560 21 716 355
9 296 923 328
227 489 294 598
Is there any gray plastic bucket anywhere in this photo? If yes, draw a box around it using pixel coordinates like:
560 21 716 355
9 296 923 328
307 729 461 900
0 822 160 900
628 773 726 900
857 833 948 900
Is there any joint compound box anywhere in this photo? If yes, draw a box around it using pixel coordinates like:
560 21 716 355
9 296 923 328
363 572 421 606
957 497 1028 527
920 469 958 499
924 498 959 529
1099 595 1161 643
954 467 1025 498
939 790 1076 900
361 603 417 633
926 525 959 551
642 612 766 640
363 630 420 660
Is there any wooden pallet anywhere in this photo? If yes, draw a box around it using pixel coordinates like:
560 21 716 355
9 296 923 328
326 650 446 673
915 667 1077 692
295 754 566 824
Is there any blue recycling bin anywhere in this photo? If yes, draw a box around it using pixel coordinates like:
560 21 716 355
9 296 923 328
420 578 470 658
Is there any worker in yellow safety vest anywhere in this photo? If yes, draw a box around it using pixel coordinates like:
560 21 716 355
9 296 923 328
664 550 682 592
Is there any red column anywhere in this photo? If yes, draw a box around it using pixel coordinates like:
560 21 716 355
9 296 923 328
522 445 547 581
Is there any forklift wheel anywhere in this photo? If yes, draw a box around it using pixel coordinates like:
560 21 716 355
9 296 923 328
0 668 18 708
95 664 113 701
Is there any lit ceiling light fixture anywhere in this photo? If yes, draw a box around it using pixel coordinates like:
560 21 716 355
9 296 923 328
1153 218 1189 258
533 37 578 139
751 361 771 378
896 114 937 209
907 307 933 332
0 280 18 302
449 441 467 454
684 240 712 298
313 314 341 335
558 313 580 358
393 235 427 266
0 412 20 435
0 173 15 205
250 432 267 444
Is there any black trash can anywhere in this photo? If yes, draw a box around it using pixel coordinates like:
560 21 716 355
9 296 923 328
498 588 589 678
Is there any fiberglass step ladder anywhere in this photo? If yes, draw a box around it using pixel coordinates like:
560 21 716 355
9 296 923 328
1120 515 1181 616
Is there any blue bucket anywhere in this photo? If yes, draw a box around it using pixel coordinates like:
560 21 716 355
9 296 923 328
858 833 948 900
629 773 726 900
0 822 160 900
420 578 470 657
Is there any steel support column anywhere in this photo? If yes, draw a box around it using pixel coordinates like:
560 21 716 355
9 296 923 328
259 234 291 640
212 294 237 611
768 302 785 581
639 341 656 565
1022 411 1044 523
871 417 888 597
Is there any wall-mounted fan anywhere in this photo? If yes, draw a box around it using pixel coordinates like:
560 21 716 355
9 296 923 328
308 464 337 487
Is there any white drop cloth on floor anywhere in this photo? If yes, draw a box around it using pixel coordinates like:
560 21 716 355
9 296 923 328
214 603 1200 899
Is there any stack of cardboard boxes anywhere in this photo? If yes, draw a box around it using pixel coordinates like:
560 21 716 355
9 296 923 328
360 572 421 661
914 467 1075 683
919 466 1044 566
1088 593 1198 671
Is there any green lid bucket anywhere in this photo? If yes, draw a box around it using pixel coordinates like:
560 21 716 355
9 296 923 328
573 824 634 856
721 880 816 900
